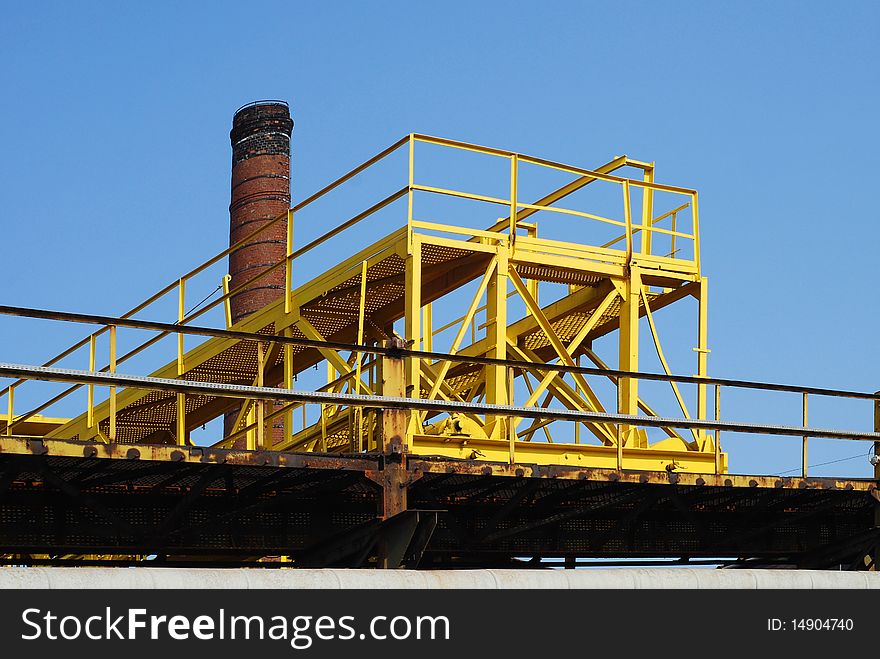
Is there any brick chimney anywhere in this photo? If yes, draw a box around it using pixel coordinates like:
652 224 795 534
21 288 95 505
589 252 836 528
228 101 293 323
226 101 293 445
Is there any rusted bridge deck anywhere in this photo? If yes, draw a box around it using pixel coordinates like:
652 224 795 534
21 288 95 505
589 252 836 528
0 436 875 569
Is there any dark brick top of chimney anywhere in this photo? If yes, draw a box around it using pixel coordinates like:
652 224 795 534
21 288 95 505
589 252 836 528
230 101 294 166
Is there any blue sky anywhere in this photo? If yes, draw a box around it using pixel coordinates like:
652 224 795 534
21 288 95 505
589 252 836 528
1 1 877 475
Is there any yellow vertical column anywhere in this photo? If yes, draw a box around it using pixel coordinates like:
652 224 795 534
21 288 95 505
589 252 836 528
422 304 432 352
404 234 421 435
695 277 709 438
485 240 509 439
354 260 368 451
283 328 294 448
618 267 641 447
405 133 418 408
526 224 539 303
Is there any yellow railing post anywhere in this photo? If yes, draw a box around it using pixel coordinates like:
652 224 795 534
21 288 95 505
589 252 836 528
407 134 415 228
109 324 117 441
802 392 809 479
622 180 633 262
714 384 721 475
284 208 294 315
255 341 265 451
222 274 232 329
509 154 518 240
692 191 701 273
640 163 654 256
874 395 879 480
670 210 678 259
176 278 186 446
87 334 96 430
874 395 880 571
5 384 13 436
616 385 624 471
283 328 294 448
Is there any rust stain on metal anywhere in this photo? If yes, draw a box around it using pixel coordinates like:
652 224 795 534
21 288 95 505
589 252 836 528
0 436 379 472
405 456 877 492
0 436 874 493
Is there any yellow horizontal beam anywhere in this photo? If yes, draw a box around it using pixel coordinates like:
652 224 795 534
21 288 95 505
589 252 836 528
411 219 505 241
407 456 875 491
411 183 510 207
410 434 726 472
0 414 70 437
514 201 627 227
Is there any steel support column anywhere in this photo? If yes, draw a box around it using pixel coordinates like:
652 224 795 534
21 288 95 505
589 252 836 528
618 267 641 446
485 241 509 439
375 338 409 520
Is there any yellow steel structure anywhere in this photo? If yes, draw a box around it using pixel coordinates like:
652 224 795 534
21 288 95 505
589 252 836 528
2 134 725 474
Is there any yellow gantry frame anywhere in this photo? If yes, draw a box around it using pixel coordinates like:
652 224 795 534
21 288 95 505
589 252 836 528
6 134 725 474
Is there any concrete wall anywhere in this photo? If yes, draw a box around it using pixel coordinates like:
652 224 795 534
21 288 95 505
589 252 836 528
1 568 878 589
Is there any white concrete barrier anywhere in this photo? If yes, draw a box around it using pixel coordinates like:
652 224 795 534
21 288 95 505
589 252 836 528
0 567 878 589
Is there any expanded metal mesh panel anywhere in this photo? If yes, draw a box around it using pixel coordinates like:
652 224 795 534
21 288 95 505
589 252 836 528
420 243 471 267
100 322 281 444
443 366 484 394
521 291 657 352
514 264 603 286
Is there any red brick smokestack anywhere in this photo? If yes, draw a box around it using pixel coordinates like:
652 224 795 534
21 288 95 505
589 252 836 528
228 100 293 323
226 101 293 445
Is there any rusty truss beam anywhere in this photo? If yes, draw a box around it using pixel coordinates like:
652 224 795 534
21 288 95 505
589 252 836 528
0 445 875 568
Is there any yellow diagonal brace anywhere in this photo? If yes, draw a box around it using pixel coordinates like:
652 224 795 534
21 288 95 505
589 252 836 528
418 361 484 426
640 284 698 444
297 315 373 395
581 347 685 442
224 339 284 443
520 372 553 443
518 286 618 412
422 256 498 412
508 267 614 434
518 416 554 442
228 398 255 438
508 342 615 445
